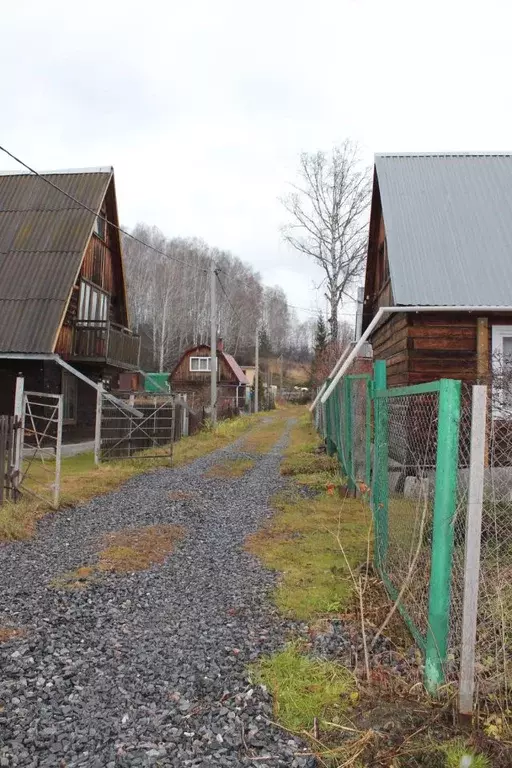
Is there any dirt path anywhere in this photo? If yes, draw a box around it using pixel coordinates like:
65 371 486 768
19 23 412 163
0 421 312 768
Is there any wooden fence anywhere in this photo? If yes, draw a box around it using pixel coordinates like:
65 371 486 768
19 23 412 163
0 416 18 504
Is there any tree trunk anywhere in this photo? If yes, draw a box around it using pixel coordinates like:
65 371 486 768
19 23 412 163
328 283 338 343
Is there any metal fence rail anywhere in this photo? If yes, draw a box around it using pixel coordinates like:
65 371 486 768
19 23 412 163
99 392 178 460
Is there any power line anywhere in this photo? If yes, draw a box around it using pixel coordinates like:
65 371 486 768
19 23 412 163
216 268 357 319
215 271 243 323
0 144 207 273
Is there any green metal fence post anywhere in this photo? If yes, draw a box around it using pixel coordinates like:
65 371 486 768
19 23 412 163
324 379 336 457
424 378 461 694
344 377 355 490
372 361 388 570
365 377 372 488
331 384 345 473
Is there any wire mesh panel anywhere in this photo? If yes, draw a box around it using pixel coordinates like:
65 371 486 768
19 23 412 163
446 386 472 679
350 376 371 488
474 380 512 701
376 389 440 648
21 392 62 508
100 393 177 460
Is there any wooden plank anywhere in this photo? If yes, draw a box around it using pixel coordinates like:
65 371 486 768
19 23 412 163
408 326 476 339
411 336 476 351
372 324 409 350
0 417 6 504
476 318 489 383
410 313 476 328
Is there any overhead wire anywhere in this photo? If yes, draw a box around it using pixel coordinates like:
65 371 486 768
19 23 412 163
0 143 359 316
0 144 207 272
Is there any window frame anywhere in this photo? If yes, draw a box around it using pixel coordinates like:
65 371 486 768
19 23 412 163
190 356 212 372
94 206 106 240
61 371 78 425
491 325 512 418
78 279 109 323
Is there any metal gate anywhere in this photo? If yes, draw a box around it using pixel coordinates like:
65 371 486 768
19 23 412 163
98 391 177 461
19 391 63 508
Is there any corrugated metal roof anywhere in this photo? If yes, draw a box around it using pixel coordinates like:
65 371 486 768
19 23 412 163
375 153 512 306
0 170 112 353
223 353 250 385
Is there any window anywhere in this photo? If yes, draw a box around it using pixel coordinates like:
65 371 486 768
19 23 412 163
190 356 211 372
62 371 77 424
78 280 109 322
94 207 106 240
492 325 512 416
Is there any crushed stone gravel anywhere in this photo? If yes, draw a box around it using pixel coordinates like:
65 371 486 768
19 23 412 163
0 422 317 767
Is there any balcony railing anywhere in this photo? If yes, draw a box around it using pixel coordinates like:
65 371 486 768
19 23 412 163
72 320 141 369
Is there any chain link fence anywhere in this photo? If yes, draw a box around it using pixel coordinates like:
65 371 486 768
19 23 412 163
316 361 512 711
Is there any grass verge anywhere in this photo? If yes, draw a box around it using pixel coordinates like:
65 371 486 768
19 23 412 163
0 628 25 643
241 409 299 453
50 524 185 589
246 413 370 620
251 644 356 732
246 488 369 619
205 458 255 478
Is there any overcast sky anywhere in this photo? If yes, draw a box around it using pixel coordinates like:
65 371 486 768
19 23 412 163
1 0 510 323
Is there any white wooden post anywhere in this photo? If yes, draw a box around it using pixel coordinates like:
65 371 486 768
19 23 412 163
12 375 24 493
53 394 63 509
459 385 487 716
94 383 103 466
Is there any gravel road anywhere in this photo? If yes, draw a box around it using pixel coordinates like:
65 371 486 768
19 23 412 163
0 422 314 768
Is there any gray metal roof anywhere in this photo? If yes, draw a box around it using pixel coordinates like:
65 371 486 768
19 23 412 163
375 153 512 306
0 171 111 353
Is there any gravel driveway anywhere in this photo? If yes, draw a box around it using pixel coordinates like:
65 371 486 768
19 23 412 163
0 422 313 768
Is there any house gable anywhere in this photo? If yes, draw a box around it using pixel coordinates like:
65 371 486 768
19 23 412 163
0 169 113 354
171 345 247 385
54 175 130 357
362 171 393 332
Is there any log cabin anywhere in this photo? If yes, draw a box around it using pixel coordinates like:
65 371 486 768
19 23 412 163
0 167 142 443
362 153 512 388
170 340 249 413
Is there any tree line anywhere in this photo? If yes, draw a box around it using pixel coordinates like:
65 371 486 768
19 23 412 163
122 224 315 372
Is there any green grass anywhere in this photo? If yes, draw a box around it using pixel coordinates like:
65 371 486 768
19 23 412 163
246 414 370 620
444 743 491 768
251 644 356 732
247 488 369 619
204 458 255 478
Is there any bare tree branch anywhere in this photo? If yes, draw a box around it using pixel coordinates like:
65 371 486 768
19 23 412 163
281 140 371 341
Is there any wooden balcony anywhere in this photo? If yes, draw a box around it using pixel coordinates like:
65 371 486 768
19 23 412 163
71 320 141 369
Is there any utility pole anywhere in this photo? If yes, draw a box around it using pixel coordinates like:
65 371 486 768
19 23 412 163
210 261 217 426
279 354 283 396
254 325 259 413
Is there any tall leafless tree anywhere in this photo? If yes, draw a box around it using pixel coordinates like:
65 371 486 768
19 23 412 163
281 140 371 342
122 223 310 371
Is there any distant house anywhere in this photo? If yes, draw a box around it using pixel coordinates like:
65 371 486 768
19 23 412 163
0 167 141 443
362 153 512 388
170 340 249 411
241 365 256 388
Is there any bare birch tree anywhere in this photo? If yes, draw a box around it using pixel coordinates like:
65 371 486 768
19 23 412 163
281 140 371 342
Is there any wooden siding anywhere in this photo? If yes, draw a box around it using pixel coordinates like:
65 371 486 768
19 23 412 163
81 235 115 294
407 313 478 384
370 313 409 386
370 312 512 386
171 346 239 385
55 176 129 358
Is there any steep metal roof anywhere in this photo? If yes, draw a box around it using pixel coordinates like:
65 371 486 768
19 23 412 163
375 153 512 306
0 170 112 352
